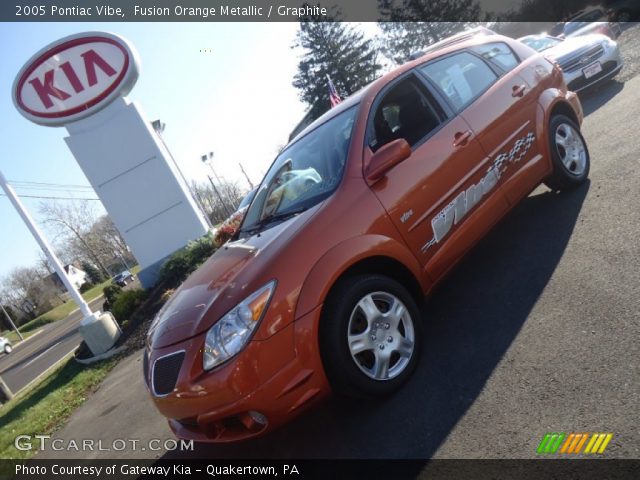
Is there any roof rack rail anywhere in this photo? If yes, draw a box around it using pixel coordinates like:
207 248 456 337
408 26 496 61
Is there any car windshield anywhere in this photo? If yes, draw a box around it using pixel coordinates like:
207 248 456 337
240 106 358 234
564 22 590 35
521 36 563 52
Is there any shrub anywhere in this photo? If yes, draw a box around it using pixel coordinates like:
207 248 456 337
102 284 123 312
111 289 148 324
103 284 122 304
79 282 94 294
158 232 217 286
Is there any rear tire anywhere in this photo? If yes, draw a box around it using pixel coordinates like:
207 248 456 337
319 274 422 398
4 345 12 354
544 115 590 191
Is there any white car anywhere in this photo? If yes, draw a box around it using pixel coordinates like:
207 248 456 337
519 34 623 92
0 336 12 354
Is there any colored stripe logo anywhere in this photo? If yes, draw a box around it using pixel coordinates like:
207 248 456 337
537 433 613 454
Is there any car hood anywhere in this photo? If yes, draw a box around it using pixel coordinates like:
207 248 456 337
544 35 607 61
147 204 320 349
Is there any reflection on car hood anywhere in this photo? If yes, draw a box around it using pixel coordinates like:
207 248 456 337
147 204 319 349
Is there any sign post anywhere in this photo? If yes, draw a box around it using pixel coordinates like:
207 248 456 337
0 170 93 318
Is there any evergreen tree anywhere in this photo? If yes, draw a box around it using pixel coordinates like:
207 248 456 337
81 261 106 284
377 0 482 64
293 21 382 121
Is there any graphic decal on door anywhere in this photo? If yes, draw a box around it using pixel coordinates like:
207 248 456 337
421 132 535 253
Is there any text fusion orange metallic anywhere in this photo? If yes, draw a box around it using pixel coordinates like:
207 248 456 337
144 32 589 442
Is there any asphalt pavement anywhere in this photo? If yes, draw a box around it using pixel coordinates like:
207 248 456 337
39 73 640 461
0 296 103 394
0 280 139 395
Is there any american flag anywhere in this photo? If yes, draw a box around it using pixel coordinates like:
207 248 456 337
327 75 342 108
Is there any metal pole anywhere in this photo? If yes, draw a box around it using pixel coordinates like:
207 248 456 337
238 163 255 189
153 121 212 227
207 175 233 217
0 170 93 318
0 303 23 341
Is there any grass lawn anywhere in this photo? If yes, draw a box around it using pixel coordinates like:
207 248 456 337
0 357 118 459
2 330 38 345
8 265 140 336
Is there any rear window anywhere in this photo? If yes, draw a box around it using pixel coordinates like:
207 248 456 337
471 42 520 73
419 52 498 112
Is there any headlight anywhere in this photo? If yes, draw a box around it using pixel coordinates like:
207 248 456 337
601 39 616 51
202 280 276 371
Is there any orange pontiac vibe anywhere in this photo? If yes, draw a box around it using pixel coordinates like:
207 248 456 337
145 32 589 442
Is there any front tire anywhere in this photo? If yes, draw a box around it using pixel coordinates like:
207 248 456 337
319 274 422 398
4 345 12 354
544 115 590 191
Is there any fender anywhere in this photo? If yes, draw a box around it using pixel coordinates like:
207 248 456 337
294 234 430 321
536 88 584 177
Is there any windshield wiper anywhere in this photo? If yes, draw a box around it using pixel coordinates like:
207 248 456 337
240 206 309 235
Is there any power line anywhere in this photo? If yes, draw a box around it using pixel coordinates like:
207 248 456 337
9 180 94 190
0 193 100 201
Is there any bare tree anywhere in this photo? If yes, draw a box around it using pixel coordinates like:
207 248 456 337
189 180 245 225
38 200 111 277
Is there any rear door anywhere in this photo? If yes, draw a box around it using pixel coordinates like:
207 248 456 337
419 44 543 204
364 73 510 282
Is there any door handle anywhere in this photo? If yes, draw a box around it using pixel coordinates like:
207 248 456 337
512 84 526 97
453 130 472 148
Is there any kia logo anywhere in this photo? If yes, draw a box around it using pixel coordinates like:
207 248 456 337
13 32 139 126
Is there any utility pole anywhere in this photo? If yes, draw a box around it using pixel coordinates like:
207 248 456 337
207 175 233 217
201 152 233 215
0 303 23 341
238 163 255 189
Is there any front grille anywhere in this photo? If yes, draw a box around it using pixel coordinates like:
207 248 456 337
559 45 605 73
142 349 149 386
152 351 185 396
567 61 619 91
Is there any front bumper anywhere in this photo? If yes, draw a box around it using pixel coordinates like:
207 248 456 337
563 45 623 92
145 305 330 442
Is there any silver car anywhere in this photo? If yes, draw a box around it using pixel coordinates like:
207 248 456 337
519 34 623 92
551 8 621 39
0 336 13 354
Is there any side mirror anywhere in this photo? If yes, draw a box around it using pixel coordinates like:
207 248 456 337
365 139 411 184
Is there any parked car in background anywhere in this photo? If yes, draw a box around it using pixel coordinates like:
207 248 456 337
0 337 12 354
113 270 135 287
145 31 590 442
237 187 257 210
519 34 623 92
551 9 621 39
603 0 640 22
213 188 257 247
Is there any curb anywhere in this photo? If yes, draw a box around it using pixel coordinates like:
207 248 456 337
74 345 127 365
13 347 78 399
12 328 44 346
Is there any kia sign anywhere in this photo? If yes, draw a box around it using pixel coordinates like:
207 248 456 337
12 32 140 126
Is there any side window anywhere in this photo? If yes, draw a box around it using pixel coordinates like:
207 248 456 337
471 42 520 73
369 77 442 152
419 52 498 112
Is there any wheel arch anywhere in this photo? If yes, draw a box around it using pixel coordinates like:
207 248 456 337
294 234 429 321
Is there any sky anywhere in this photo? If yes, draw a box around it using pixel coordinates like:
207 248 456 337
0 21 319 279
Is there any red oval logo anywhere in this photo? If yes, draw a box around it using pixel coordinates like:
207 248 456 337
13 33 139 126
